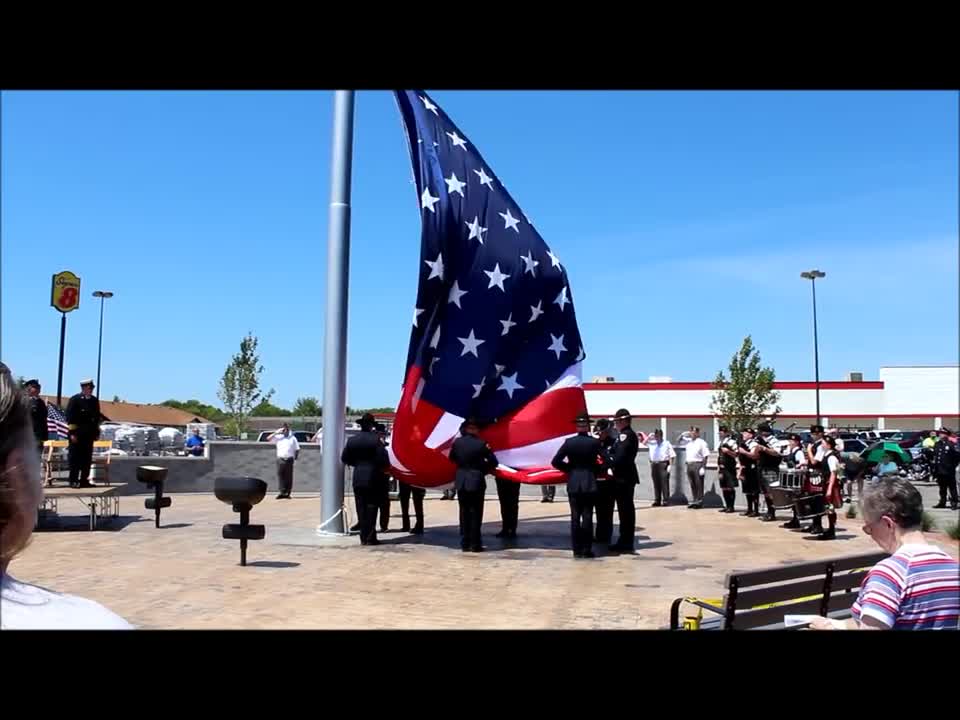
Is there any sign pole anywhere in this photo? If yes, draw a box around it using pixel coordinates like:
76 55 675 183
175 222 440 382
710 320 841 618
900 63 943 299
56 312 67 407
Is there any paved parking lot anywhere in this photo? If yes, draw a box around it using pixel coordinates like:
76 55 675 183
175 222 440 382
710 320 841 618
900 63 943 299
13 491 958 629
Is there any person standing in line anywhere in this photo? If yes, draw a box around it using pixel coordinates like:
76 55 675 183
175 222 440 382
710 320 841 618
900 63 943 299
737 428 762 517
931 426 960 510
608 408 639 553
803 425 828 534
269 423 300 499
540 484 556 503
593 418 616 542
24 380 47 455
495 473 520 540
716 425 740 513
375 423 393 531
398 479 425 534
341 413 390 546
684 426 710 509
552 412 605 558
647 428 674 507
755 423 783 522
813 436 842 541
449 418 498 553
65 379 101 488
781 433 808 529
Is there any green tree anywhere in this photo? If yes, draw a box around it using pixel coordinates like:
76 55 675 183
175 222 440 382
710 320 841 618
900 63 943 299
217 333 274 437
291 396 322 416
162 399 227 423
251 400 291 416
709 335 781 431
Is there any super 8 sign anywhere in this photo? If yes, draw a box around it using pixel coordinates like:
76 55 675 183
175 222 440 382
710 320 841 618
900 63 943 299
51 271 81 313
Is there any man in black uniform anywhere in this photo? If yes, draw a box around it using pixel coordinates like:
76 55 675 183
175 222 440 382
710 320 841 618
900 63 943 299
552 412 605 558
495 473 520 540
25 379 48 455
65 378 101 488
398 479 426 534
375 423 392 532
449 417 498 553
341 413 390 546
737 427 761 517
931 426 960 510
756 423 783 522
716 424 739 513
593 418 616 542
608 408 639 553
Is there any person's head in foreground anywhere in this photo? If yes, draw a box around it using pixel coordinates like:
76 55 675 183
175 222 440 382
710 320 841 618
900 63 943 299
574 412 590 433
810 476 959 631
0 362 131 630
460 417 480 437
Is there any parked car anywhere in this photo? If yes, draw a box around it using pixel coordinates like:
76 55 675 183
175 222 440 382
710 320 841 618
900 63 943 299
893 431 930 449
257 430 315 443
839 439 868 455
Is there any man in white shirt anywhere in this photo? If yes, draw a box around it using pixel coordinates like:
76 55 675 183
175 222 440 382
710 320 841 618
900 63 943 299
270 423 300 499
684 426 711 509
647 428 674 507
827 428 845 452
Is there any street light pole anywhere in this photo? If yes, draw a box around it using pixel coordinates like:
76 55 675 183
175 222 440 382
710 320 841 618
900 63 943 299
800 270 826 425
92 290 114 397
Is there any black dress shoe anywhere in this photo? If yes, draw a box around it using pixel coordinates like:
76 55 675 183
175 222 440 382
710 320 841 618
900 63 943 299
367 538 381 546
653 501 663 507
77 481 95 488
815 529 836 541
411 525 424 535
932 503 948 509
582 550 596 558
782 519 801 529
540 497 549 503
350 523 361 532
471 546 484 553
761 514 778 522
276 494 286 500
401 523 411 533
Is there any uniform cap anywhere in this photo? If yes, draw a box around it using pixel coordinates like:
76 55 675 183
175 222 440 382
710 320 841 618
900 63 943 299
574 412 591 425
25 379 41 389
757 422 772 433
809 424 824 434
80 378 95 387
614 408 632 420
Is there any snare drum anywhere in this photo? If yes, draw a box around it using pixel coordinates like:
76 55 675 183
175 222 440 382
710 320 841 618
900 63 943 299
794 493 827 520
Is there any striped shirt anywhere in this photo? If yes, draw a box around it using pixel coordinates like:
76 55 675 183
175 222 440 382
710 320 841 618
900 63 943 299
852 544 960 630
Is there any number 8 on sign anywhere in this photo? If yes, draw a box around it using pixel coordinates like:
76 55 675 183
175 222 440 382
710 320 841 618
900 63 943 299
50 270 82 313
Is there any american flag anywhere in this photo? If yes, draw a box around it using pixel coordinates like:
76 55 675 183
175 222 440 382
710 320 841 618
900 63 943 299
388 91 587 487
47 403 69 439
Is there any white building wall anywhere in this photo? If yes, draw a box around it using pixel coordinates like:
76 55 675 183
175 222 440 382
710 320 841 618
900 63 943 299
879 366 959 416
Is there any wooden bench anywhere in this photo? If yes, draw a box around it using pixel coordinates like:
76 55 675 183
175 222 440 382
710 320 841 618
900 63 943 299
37 483 126 531
42 440 113 486
669 551 889 630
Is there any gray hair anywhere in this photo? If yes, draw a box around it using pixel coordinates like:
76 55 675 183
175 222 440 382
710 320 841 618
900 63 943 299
1 362 42 566
860 476 924 530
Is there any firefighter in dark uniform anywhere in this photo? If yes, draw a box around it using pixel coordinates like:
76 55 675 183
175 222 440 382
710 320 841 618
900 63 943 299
717 424 739 513
341 413 390 546
65 379 101 488
552 412 605 558
931 426 960 510
495 473 520 540
593 418 616 542
399 479 426 534
756 423 783 522
737 427 761 517
25 379 48 455
375 423 392 532
449 417 498 553
608 408 639 553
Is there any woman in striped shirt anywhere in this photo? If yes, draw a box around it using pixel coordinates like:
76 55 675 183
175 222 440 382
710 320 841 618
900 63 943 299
811 476 959 630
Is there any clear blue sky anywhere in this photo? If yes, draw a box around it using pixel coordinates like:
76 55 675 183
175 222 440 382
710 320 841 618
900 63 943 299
2 90 957 409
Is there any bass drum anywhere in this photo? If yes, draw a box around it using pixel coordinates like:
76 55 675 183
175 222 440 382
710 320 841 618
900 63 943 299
794 493 826 520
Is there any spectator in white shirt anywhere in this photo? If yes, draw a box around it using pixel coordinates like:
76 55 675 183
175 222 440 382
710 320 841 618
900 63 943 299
270 423 300 500
684 427 711 508
0 362 132 630
826 428 845 452
647 429 675 507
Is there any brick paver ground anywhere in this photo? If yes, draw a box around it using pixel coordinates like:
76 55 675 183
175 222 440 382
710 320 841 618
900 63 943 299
12 492 959 629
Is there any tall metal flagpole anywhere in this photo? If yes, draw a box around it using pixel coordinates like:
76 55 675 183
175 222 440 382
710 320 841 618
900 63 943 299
318 90 355 535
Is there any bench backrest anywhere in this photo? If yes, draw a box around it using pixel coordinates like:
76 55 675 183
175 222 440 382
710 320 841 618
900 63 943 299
721 551 889 630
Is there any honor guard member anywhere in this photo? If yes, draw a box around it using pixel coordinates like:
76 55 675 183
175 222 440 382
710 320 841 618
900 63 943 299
756 423 783 521
449 418 498 553
608 408 640 553
398 479 426 534
781 433 807 529
717 425 740 513
552 412 605 558
495 472 520 540
931 427 960 510
737 427 762 517
65 379 101 488
593 418 617 542
341 413 390 546
24 379 47 454
375 423 392 532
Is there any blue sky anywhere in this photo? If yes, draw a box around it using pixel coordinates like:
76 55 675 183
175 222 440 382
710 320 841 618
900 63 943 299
2 90 957 409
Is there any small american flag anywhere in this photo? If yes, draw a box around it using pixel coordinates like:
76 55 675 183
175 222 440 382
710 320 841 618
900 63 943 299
389 91 588 486
47 403 69 439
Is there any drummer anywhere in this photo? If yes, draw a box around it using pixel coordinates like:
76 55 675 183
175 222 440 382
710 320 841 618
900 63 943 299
782 433 807 530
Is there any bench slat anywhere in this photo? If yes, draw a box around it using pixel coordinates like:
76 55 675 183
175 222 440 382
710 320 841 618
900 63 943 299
732 590 860 630
726 552 888 588
731 570 869 609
